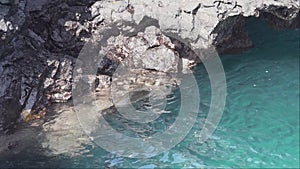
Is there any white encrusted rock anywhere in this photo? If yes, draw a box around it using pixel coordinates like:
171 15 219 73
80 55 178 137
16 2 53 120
137 46 179 73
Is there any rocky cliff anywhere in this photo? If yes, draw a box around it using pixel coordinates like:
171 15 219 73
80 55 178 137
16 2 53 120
0 0 299 134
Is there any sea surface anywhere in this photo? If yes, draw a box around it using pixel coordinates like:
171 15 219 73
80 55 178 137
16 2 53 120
1 18 299 168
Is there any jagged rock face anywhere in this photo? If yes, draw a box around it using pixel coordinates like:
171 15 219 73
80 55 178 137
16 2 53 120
260 5 300 30
0 0 299 134
101 26 180 73
25 0 94 57
212 3 300 54
0 0 89 133
0 63 21 133
212 15 253 54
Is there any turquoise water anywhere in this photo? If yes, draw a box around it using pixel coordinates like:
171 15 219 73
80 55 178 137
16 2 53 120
1 18 299 168
63 18 299 168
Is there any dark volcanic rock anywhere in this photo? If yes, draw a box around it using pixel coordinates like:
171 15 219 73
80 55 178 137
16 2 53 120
212 6 299 54
0 0 87 133
260 5 300 30
0 62 22 133
212 15 253 54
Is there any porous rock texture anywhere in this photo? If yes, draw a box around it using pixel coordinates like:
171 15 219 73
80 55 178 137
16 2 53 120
0 0 299 135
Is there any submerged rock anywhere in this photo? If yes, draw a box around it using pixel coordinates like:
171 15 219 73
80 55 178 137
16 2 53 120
41 104 91 156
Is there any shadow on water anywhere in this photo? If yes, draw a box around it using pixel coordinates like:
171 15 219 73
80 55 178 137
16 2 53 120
221 17 299 76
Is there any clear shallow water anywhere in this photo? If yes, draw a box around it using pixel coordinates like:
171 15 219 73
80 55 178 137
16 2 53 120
1 18 299 168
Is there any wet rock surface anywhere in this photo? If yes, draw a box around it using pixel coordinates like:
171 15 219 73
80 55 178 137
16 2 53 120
0 0 299 157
